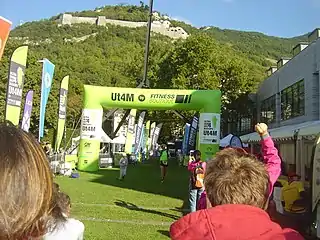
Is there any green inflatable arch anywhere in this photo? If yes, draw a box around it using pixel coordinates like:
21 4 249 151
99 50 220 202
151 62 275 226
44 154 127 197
78 85 221 172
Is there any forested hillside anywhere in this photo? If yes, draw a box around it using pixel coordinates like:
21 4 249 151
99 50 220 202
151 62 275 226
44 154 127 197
0 3 309 142
204 27 307 66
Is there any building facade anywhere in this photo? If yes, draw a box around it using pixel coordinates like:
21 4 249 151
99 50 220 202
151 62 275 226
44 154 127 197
257 29 320 128
240 29 320 180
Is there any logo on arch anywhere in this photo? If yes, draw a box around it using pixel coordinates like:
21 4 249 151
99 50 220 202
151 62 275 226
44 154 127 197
111 93 134 102
175 95 192 104
138 94 145 102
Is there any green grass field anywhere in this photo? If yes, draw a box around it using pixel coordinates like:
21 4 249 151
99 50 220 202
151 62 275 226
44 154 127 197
55 159 190 240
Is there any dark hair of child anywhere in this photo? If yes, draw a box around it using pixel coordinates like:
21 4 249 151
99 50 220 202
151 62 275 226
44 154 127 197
48 192 71 231
192 150 201 158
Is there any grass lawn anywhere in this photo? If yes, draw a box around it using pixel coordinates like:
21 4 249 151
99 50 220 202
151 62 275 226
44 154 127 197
55 159 190 240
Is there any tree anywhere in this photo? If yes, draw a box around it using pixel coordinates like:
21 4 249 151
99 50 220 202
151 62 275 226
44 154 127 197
156 33 257 136
221 93 257 135
158 34 254 104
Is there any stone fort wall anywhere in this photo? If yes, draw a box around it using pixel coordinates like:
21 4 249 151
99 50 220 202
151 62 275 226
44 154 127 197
58 14 188 39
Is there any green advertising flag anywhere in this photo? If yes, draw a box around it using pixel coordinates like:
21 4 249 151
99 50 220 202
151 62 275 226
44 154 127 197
145 120 150 156
124 109 137 154
149 122 156 152
55 76 69 152
5 46 28 126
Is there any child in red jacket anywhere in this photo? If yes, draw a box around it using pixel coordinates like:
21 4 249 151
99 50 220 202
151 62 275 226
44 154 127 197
197 123 281 210
170 123 303 240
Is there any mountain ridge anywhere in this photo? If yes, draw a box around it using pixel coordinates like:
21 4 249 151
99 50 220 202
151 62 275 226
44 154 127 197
57 3 310 40
203 26 309 40
11 6 308 67
14 3 309 40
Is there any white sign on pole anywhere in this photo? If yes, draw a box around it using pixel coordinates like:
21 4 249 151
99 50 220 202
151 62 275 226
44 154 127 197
198 113 220 144
80 109 103 140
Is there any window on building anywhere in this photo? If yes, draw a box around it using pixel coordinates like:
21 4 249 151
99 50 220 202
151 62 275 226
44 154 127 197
239 117 252 134
261 95 276 124
223 112 254 136
281 80 305 121
222 97 256 136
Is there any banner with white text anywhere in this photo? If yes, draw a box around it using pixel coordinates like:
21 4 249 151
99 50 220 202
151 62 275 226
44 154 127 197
5 46 28 126
39 58 55 141
187 114 199 153
21 90 33 132
124 109 137 154
134 111 146 154
55 76 69 152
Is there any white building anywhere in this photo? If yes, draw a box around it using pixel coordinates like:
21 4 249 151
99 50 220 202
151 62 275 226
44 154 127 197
241 28 320 180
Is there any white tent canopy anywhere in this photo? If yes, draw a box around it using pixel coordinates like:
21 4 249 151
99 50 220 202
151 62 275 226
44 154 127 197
240 121 319 143
220 134 248 147
100 127 126 144
271 121 316 139
220 134 233 147
297 120 320 137
240 132 256 143
111 135 126 144
100 130 113 143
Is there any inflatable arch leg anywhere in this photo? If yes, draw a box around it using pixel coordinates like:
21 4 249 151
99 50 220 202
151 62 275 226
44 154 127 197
78 86 221 172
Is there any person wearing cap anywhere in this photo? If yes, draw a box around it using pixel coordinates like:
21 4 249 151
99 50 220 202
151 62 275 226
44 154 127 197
281 172 306 214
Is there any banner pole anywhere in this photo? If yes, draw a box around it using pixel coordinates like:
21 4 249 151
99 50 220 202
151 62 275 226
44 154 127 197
142 0 154 87
54 151 57 174
63 78 68 155
64 120 67 152
38 59 44 143
63 124 67 167
63 84 68 169
66 112 82 148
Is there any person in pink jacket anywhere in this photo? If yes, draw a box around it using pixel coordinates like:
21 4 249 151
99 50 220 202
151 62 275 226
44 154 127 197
197 123 281 210
170 133 302 240
188 150 207 212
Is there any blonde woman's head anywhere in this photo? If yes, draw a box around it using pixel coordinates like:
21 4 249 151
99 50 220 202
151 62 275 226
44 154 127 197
0 123 53 239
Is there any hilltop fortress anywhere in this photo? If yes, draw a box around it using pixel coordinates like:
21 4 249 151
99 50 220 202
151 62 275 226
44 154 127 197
58 12 189 40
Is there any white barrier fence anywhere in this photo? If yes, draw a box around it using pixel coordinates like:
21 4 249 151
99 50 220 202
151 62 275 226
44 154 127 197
48 152 123 172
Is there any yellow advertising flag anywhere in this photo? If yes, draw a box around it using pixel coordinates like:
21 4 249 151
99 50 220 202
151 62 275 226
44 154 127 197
5 46 29 126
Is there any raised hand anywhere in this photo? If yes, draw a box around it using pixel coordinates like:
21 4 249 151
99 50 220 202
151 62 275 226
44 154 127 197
255 123 268 136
